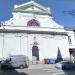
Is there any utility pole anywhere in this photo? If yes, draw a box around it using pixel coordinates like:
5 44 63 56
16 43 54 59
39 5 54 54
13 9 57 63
1 22 5 58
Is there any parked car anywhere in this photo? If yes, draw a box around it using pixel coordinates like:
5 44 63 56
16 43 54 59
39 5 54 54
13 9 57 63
55 61 75 70
1 55 29 69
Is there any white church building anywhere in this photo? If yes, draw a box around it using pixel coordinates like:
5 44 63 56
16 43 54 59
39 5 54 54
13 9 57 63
0 1 75 62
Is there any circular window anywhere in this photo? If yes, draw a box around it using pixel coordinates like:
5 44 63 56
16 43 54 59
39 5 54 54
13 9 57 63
27 19 40 26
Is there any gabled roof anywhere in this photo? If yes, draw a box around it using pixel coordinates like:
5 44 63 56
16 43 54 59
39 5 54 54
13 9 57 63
13 1 51 16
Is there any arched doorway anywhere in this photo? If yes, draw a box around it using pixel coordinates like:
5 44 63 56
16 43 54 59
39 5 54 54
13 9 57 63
32 46 39 60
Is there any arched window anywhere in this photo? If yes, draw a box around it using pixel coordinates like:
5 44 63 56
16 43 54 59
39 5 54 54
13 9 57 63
27 19 40 26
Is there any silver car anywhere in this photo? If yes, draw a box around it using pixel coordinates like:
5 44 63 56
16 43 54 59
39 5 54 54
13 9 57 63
55 61 75 70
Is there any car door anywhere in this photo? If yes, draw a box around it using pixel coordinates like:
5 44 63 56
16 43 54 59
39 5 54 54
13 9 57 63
9 57 18 67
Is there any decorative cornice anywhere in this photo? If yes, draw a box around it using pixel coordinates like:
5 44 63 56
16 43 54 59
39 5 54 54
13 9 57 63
0 26 67 35
13 10 51 16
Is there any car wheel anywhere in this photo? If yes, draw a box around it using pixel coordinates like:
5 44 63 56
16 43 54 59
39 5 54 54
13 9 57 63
19 65 24 69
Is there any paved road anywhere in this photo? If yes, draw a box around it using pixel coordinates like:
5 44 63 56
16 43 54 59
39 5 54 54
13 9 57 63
0 64 75 75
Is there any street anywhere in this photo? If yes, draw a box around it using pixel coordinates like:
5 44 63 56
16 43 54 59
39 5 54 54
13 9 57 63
0 64 75 75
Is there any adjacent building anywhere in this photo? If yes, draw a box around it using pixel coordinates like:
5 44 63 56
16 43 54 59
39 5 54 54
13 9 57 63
65 27 75 62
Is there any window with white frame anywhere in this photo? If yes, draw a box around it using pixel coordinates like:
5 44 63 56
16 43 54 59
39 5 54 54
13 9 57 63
68 36 72 45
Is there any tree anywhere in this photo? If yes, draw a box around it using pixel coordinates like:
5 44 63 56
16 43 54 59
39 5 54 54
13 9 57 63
56 48 63 63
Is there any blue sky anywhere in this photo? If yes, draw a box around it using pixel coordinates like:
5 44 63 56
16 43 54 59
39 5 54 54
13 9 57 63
0 0 75 27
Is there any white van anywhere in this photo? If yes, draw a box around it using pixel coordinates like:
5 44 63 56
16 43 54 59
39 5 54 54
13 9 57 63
1 55 29 69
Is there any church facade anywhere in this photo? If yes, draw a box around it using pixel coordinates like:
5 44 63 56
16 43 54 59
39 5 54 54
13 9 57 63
0 1 74 62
